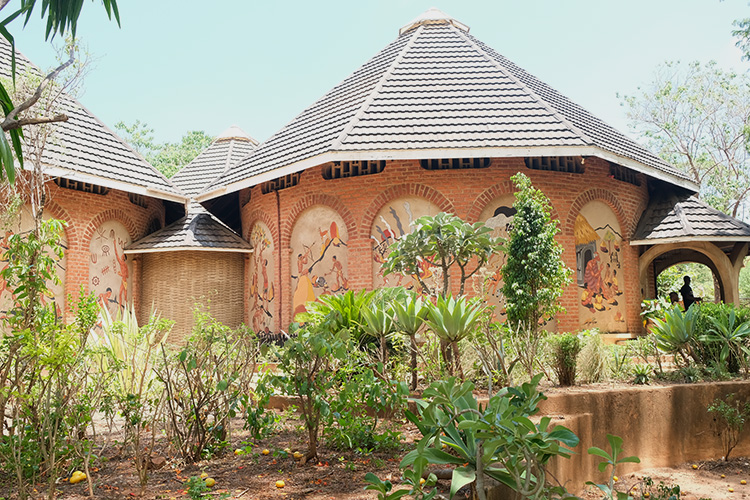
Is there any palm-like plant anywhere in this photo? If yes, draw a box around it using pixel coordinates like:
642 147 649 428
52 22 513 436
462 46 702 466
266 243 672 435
701 308 750 375
393 292 429 390
650 304 700 366
301 289 376 341
427 295 483 379
361 296 398 366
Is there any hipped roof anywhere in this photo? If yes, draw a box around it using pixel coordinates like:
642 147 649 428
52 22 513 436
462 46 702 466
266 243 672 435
198 8 696 202
124 211 252 254
171 125 258 198
632 195 750 245
0 39 184 203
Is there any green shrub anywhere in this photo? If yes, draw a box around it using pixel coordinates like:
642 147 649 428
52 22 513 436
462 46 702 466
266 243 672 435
549 333 581 386
708 393 750 460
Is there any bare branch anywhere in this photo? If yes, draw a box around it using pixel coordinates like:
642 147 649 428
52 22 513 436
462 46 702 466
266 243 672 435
3 114 68 130
0 46 75 132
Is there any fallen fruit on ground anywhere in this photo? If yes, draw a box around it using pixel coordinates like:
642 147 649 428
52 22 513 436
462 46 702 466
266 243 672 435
69 471 86 484
262 449 270 455
293 451 303 459
692 464 698 469
200 472 208 479
234 449 243 455
276 480 285 488
419 478 426 485
742 480 747 485
205 478 215 488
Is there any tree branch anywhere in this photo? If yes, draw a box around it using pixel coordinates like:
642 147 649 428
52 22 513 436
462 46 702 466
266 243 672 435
2 114 68 130
1 46 75 132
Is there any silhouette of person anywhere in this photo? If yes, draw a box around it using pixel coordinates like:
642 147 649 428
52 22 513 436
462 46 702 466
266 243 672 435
680 276 699 310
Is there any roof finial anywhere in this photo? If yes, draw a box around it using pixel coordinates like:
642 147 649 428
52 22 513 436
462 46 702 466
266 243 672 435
399 7 469 35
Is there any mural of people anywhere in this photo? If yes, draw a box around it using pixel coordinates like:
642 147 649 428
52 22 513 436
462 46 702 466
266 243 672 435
478 195 516 317
249 222 275 334
291 207 349 317
575 201 626 331
0 206 67 321
89 220 132 318
370 197 440 290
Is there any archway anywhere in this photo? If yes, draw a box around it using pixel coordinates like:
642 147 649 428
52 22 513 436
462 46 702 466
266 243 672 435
656 261 720 305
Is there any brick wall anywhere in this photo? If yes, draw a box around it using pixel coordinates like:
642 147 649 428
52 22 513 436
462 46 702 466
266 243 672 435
10 177 166 320
240 157 649 333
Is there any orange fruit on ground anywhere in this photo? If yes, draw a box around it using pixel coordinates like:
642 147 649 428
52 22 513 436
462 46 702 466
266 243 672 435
200 472 208 479
204 478 215 488
419 478 426 485
692 464 698 469
262 449 270 455
729 487 735 492
742 480 747 485
276 480 285 488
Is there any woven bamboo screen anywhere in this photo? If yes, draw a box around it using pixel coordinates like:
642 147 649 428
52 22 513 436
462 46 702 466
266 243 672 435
140 251 245 344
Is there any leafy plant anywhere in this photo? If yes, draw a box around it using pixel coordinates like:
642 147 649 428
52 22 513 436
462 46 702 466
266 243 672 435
587 434 641 500
632 364 651 385
650 305 700 366
426 295 483 379
700 306 750 374
470 312 518 395
501 172 571 335
393 291 429 390
549 333 581 386
268 321 348 461
402 375 579 500
707 393 750 460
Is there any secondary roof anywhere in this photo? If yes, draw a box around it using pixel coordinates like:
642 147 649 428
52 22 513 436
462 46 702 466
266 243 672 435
198 8 697 202
0 39 184 203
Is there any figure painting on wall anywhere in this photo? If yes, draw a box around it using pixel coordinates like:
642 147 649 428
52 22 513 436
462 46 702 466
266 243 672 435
370 197 440 291
291 207 349 317
575 201 627 331
249 222 276 334
478 195 516 318
89 221 131 319
0 207 67 321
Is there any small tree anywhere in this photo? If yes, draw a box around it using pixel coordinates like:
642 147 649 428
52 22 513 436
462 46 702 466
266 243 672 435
502 173 571 334
383 212 504 297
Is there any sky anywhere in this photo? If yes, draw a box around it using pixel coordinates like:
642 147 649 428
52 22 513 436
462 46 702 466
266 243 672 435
7 0 750 145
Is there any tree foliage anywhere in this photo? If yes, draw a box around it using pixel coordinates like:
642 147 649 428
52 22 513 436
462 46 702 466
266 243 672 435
115 120 213 178
383 212 504 297
501 173 571 333
622 61 750 218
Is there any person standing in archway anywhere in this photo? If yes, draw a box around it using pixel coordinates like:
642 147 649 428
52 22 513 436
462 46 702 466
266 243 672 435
680 275 700 310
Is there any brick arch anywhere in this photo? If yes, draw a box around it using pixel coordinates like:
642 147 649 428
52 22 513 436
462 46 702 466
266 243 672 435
82 209 139 250
468 181 561 225
361 183 455 237
43 200 77 248
564 189 629 238
245 208 279 247
282 194 356 248
467 181 514 222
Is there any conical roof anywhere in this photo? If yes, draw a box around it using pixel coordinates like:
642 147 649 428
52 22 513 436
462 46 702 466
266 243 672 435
0 39 184 202
124 211 252 253
171 125 258 198
198 9 696 201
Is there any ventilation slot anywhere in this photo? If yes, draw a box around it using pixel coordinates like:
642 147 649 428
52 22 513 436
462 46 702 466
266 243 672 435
524 157 583 174
322 160 386 180
420 158 491 170
609 163 641 186
54 178 110 195
261 173 301 194
128 193 148 208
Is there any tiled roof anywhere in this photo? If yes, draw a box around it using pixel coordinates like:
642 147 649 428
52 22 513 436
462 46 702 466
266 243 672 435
632 195 750 244
170 126 257 197
200 9 695 200
124 211 252 253
0 39 184 202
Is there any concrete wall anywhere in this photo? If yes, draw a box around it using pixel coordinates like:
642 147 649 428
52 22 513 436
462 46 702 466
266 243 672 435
539 381 750 493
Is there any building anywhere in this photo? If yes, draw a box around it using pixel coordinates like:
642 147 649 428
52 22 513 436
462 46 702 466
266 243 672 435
3 9 750 339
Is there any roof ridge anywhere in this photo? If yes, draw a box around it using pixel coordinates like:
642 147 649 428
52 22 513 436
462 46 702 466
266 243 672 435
452 26 596 148
329 25 423 151
223 138 236 174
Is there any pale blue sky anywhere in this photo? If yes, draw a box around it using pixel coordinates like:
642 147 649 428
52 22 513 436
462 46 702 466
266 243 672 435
9 0 750 145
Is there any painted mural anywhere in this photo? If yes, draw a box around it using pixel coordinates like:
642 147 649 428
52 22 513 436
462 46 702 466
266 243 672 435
89 220 132 318
576 201 626 332
290 206 349 317
370 197 441 291
0 205 67 320
249 222 275 334
477 194 516 317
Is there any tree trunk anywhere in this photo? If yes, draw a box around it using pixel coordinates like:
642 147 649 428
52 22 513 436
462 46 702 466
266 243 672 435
410 336 418 391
